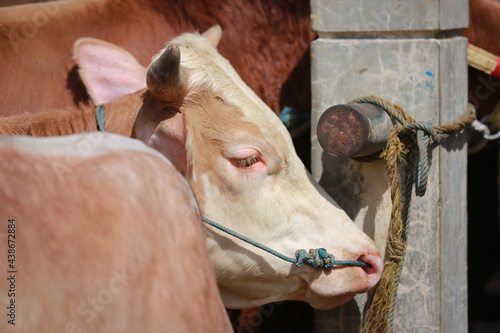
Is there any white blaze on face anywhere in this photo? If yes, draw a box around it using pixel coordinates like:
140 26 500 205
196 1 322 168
148 31 384 310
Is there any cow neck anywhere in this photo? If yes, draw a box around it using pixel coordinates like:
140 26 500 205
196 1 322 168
96 89 146 136
0 90 144 137
0 106 98 137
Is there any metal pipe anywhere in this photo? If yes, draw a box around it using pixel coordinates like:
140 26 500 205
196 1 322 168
317 103 394 158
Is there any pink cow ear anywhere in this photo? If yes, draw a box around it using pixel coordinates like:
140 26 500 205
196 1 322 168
74 38 147 105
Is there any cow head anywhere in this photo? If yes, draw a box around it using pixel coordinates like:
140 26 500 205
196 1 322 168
75 26 383 309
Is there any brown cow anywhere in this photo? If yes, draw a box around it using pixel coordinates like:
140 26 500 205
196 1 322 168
0 0 314 116
0 132 232 333
1 28 383 310
464 0 500 119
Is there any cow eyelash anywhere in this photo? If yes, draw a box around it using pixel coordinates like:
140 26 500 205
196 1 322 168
232 154 260 168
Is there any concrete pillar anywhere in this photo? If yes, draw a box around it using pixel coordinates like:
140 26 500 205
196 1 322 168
310 1 469 332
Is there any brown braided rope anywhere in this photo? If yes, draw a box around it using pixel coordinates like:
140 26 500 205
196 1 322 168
347 96 476 333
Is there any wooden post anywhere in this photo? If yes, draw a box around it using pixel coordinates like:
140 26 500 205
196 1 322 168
310 1 469 332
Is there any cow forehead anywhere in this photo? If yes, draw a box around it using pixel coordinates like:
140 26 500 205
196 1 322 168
163 33 296 154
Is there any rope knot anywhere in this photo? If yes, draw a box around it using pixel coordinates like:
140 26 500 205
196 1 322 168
295 248 335 269
401 121 437 140
352 96 475 199
400 121 435 196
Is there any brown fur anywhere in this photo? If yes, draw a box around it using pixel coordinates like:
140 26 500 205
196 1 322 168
463 0 500 118
0 0 314 116
0 134 232 332
464 0 500 56
0 89 145 136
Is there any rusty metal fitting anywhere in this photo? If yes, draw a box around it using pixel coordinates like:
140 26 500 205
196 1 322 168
317 103 394 158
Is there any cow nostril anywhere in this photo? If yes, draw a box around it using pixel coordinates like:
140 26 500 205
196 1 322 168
357 254 384 282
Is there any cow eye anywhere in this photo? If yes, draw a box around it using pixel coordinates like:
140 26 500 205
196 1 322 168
232 154 260 168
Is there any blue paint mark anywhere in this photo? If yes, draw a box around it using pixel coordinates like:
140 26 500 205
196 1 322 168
425 71 435 91
426 81 435 91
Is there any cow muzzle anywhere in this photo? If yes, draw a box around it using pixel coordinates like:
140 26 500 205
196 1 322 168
302 250 384 310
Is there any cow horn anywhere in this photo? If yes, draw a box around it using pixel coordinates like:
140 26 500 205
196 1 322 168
146 44 187 102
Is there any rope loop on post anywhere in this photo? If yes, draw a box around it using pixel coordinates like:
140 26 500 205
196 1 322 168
349 96 476 333
350 96 475 197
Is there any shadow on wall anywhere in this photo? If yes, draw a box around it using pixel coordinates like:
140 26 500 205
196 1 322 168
319 152 388 240
315 152 389 332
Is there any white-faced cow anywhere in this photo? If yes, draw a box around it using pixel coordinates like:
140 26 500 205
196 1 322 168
0 133 232 333
0 28 383 309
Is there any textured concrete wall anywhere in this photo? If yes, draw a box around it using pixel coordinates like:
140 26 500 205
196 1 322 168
310 1 468 332
311 0 468 33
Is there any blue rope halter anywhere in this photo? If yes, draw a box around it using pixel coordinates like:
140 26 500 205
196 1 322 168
94 106 370 270
202 217 371 269
95 105 106 132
